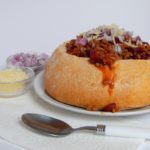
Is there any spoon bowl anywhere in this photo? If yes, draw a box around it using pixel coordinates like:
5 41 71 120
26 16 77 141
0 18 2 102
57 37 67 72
22 113 74 136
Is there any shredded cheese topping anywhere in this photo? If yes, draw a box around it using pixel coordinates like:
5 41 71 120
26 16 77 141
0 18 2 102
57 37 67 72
80 24 142 48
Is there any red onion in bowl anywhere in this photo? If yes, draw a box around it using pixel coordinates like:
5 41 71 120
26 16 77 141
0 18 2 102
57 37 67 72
7 52 49 74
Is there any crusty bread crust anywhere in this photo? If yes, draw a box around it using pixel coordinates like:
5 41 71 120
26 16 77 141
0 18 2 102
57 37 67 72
44 42 150 111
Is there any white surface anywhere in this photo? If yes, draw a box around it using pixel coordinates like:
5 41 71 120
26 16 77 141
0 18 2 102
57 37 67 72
0 0 150 65
0 0 150 150
34 71 150 117
0 138 25 150
0 90 147 150
138 141 150 150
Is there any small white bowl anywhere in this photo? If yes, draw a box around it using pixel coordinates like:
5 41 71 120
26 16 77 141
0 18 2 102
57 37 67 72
0 66 35 97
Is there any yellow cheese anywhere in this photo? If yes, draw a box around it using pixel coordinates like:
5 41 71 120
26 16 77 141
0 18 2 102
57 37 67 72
0 68 28 93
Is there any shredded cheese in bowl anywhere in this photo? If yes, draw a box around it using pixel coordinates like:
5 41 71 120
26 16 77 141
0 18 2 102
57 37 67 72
0 67 34 97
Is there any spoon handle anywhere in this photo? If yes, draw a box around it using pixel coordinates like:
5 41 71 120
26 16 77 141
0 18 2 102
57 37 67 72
97 124 150 139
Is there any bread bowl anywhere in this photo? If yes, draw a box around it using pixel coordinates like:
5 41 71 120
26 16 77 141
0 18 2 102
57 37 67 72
44 25 150 112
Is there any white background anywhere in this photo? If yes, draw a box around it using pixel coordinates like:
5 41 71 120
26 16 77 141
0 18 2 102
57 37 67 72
0 0 150 149
0 0 150 64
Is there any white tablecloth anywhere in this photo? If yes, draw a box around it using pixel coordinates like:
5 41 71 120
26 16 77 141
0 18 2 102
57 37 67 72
0 86 150 150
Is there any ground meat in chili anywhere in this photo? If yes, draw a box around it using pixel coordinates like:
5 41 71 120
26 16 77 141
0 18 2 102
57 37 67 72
66 38 150 66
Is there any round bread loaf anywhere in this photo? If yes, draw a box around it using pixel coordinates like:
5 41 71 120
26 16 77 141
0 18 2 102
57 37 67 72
44 42 150 112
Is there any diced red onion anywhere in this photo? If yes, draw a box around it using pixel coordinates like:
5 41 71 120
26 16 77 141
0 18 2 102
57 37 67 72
135 35 141 41
7 52 49 70
98 32 104 38
76 37 88 46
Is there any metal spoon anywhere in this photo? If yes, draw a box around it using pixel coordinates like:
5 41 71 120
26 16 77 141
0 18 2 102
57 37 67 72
22 113 97 136
22 113 150 139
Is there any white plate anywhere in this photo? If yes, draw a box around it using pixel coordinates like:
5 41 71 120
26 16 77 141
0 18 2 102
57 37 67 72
34 71 150 116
